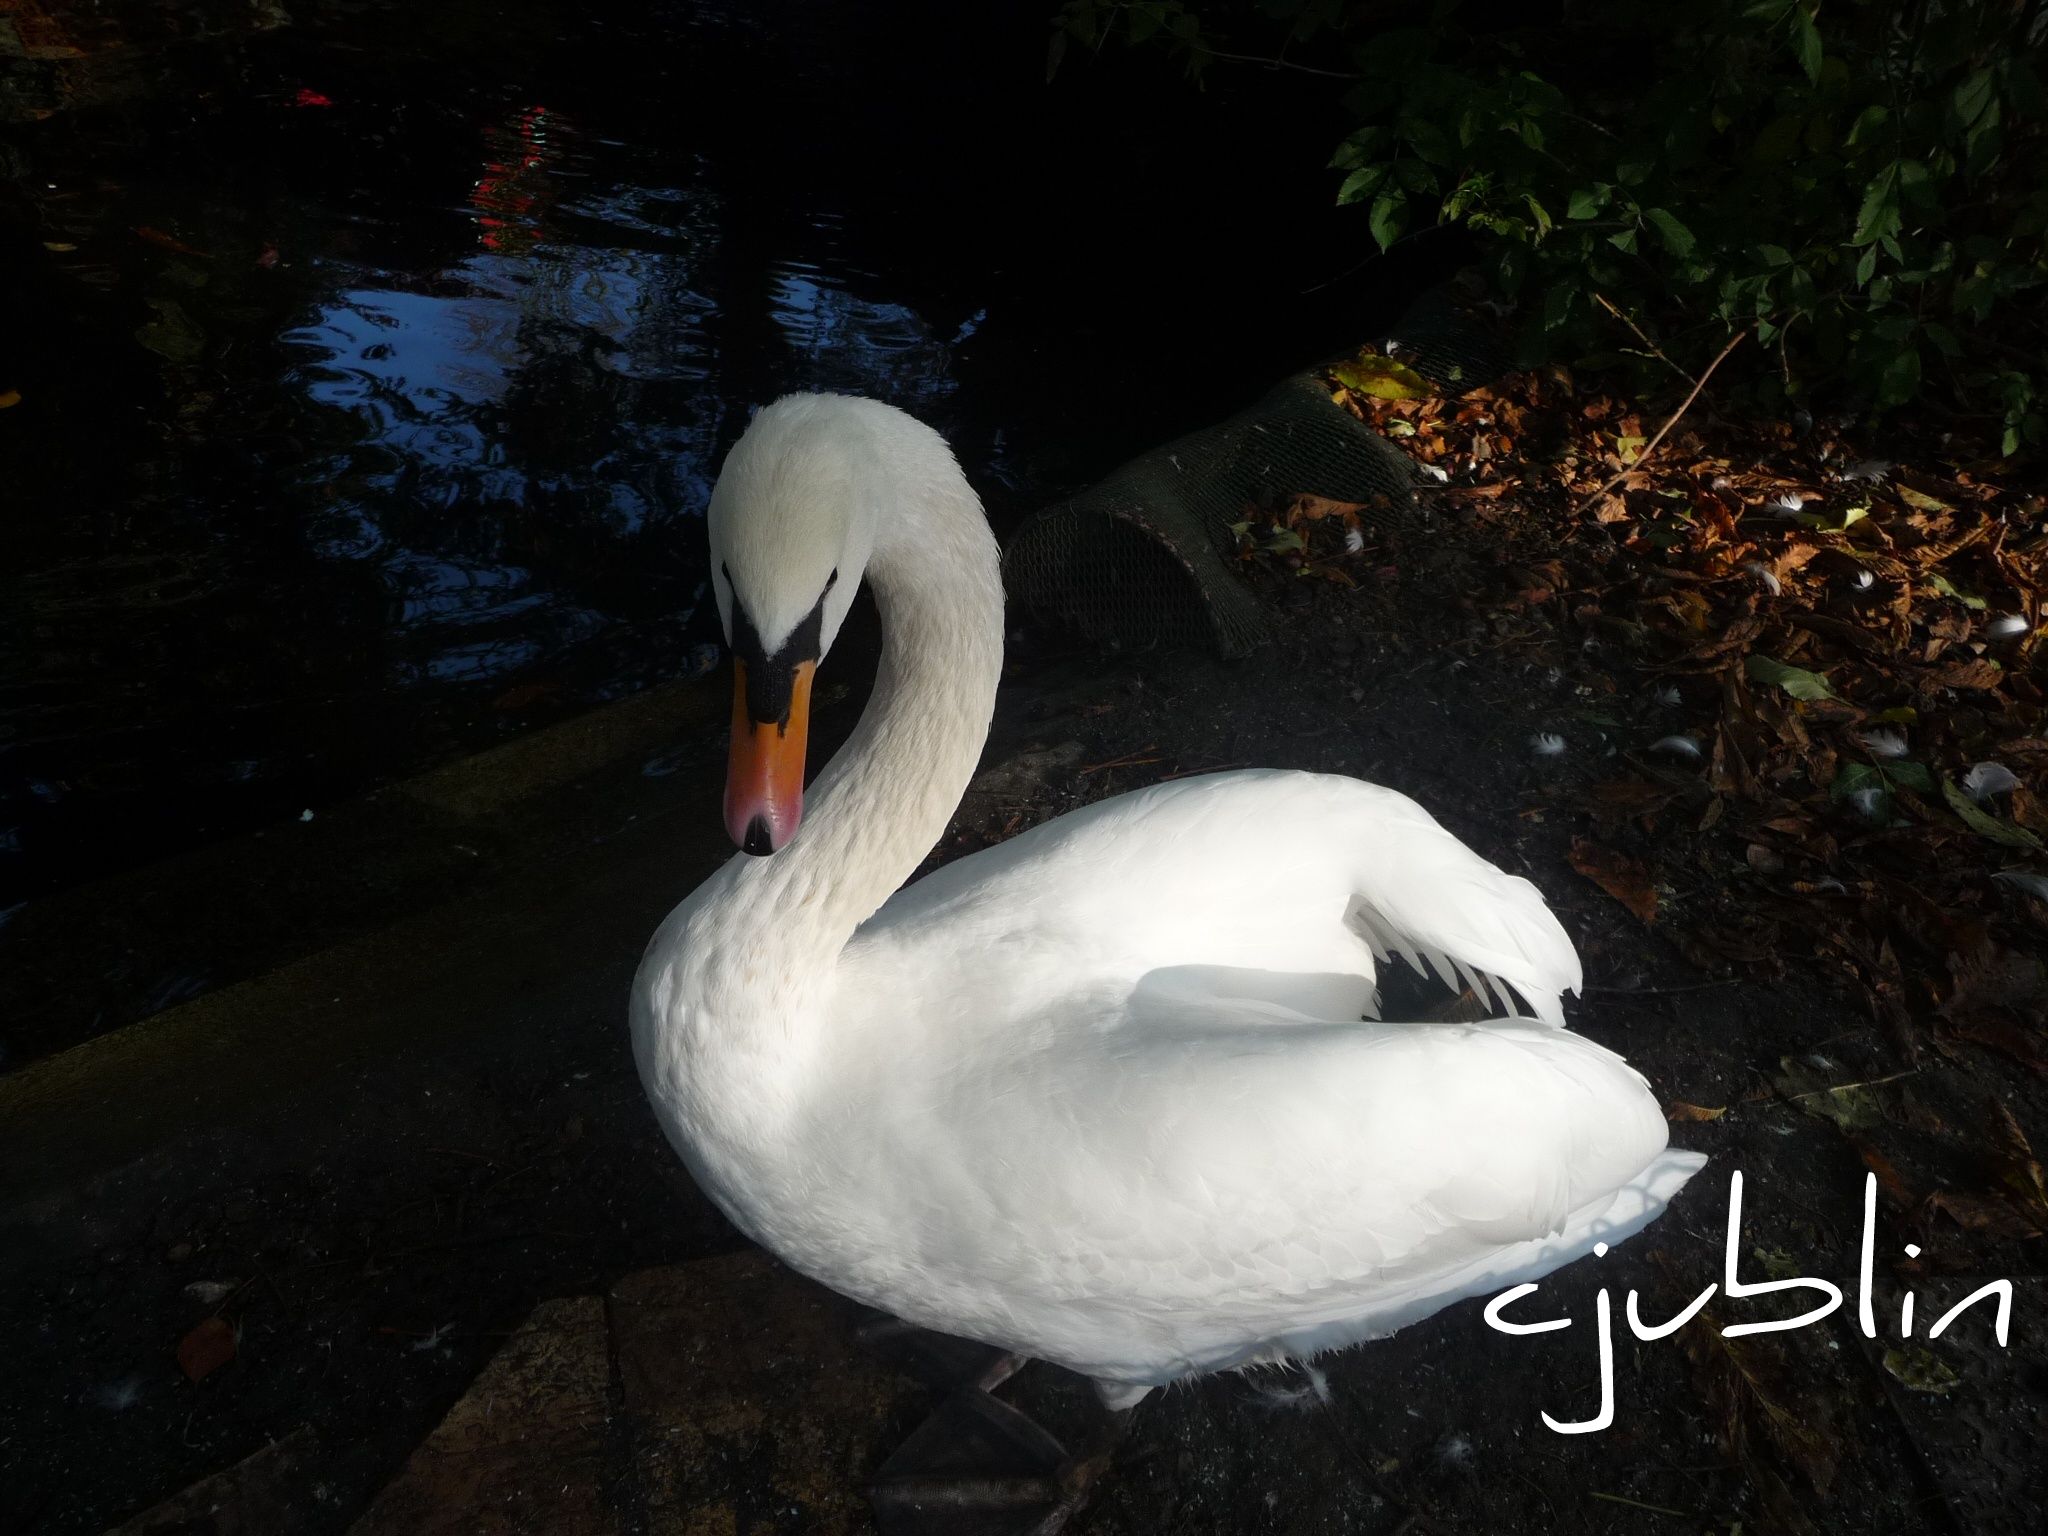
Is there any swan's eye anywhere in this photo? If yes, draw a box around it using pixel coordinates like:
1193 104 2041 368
826 567 839 592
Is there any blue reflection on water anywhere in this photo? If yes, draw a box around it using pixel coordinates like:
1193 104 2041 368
1 84 985 915
771 267 959 407
275 102 959 699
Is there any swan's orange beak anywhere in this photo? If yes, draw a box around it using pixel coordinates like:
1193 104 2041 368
725 657 812 856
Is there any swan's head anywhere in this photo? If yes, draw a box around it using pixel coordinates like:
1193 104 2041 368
707 395 880 856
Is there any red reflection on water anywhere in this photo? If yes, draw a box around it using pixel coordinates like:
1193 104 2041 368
470 106 560 254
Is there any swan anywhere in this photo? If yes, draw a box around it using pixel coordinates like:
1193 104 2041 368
630 394 1704 1483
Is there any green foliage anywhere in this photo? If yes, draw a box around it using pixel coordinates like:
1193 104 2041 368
1051 1 2048 453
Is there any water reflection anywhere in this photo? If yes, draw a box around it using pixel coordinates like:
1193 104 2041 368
2 82 972 909
770 262 959 409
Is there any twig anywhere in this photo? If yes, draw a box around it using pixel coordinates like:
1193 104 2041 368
1185 39 1360 78
1155 761 1249 782
1592 293 1688 382
1573 329 1748 516
1079 748 1160 775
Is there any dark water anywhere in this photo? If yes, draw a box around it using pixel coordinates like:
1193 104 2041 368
0 0 1382 914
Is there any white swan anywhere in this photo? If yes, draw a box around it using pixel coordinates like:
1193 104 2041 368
630 393 1704 1417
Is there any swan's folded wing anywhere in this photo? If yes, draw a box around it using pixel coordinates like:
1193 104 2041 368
854 768 1581 1028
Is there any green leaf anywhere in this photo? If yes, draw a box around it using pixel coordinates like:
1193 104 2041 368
1884 1345 1960 1396
1368 190 1408 252
1567 185 1610 220
1854 246 1876 286
1643 208 1696 258
1954 68 1997 129
1875 344 1921 409
1330 353 1433 400
1943 779 2046 850
1831 761 1885 803
1887 761 1936 794
1747 653 1839 701
1786 502 1867 531
1757 244 1793 268
1789 3 1823 83
1852 163 1901 247
1337 165 1387 205
1845 104 1890 147
1927 571 1987 610
1775 1055 1894 1133
1540 280 1578 334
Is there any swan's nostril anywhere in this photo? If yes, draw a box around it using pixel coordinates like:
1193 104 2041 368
742 815 776 857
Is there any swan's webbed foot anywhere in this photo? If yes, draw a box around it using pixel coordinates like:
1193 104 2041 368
868 1381 1132 1536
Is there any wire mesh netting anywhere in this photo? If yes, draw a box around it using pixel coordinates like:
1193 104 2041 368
1003 287 1512 657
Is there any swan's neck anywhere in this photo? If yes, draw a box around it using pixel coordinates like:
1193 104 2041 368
677 474 1005 1007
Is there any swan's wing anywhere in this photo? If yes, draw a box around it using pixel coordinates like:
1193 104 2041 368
820 1002 1699 1384
854 768 1581 1027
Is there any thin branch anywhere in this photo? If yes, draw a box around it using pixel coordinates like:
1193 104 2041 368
1592 293 1688 382
1184 39 1360 78
1573 328 1749 516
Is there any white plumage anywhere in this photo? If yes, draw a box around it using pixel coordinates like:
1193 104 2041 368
631 394 1703 1410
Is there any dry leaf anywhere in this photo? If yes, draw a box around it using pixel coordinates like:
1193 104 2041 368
176 1317 237 1382
1667 1101 1728 1122
1568 838 1659 923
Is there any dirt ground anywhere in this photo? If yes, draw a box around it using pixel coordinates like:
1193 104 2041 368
4 473 2044 1534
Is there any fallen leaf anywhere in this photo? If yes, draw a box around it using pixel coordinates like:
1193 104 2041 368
1746 653 1840 702
133 225 212 259
1935 1015 2048 1074
1941 779 2045 849
1882 1346 1959 1394
1678 1301 1842 1497
0 389 20 410
1568 838 1659 923
1926 571 1987 610
135 299 205 363
1929 656 2005 691
1920 1098 2048 1239
176 1317 237 1382
1667 1101 1727 1122
1773 1057 1899 1133
1858 1141 1917 1207
1330 353 1433 401
1282 493 1368 527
